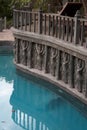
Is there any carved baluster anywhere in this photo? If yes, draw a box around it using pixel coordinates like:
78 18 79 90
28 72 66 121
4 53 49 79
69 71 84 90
61 17 65 40
14 38 17 62
58 17 62 39
44 46 48 73
70 19 74 43
41 45 45 70
48 15 51 36
62 52 70 83
76 59 85 92
52 15 55 36
69 55 74 88
36 44 45 70
16 39 20 63
20 41 28 66
31 43 36 68
50 48 58 76
56 50 61 80
36 44 40 69
66 18 69 42
55 16 58 38
44 14 46 35
83 60 87 97
27 42 32 68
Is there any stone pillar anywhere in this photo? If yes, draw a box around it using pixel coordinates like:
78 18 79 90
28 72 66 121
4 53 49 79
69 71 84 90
38 7 43 34
27 42 32 68
56 50 61 80
15 39 20 64
76 59 85 92
74 10 81 45
83 60 87 97
44 46 48 73
69 55 74 88
62 53 69 84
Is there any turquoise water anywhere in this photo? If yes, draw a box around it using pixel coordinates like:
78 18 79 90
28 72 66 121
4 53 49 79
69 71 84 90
0 53 87 130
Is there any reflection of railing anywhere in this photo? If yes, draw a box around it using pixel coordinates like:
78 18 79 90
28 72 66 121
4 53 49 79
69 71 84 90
10 71 87 130
10 76 55 130
13 9 87 48
12 109 49 130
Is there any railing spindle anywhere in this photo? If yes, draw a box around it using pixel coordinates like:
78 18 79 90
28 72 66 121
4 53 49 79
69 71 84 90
70 19 74 43
55 16 58 38
29 12 31 32
33 13 36 32
66 18 69 42
61 17 65 40
58 17 62 39
44 14 46 35
80 21 84 46
48 15 51 36
25 12 27 31
52 15 55 36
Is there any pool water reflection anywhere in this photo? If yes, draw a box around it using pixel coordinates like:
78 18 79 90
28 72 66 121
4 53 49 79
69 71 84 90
0 54 87 130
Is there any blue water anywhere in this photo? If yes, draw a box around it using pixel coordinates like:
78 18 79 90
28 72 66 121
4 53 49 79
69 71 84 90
0 53 87 130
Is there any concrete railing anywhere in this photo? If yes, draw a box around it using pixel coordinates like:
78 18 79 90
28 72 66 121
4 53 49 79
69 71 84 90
13 9 87 48
12 9 87 104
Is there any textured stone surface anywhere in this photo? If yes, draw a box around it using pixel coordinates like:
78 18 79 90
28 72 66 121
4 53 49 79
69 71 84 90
12 27 87 104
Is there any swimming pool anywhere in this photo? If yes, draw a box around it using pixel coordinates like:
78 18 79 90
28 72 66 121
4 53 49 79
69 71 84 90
0 52 87 130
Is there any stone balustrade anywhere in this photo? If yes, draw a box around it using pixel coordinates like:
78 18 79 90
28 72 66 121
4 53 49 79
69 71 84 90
13 9 87 48
12 9 87 104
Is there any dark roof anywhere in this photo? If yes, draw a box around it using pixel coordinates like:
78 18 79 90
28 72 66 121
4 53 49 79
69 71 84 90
59 2 83 17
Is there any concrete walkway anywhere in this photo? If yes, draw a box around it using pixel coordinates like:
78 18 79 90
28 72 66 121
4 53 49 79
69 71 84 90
0 29 14 42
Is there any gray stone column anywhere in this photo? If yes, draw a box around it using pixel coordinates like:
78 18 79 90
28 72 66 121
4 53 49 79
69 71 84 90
83 60 87 97
38 7 43 34
27 42 32 68
44 46 48 73
62 53 69 84
16 39 20 64
69 55 74 88
74 10 81 45
56 50 61 80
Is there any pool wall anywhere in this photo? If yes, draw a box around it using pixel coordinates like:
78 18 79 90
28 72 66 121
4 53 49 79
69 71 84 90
12 27 87 105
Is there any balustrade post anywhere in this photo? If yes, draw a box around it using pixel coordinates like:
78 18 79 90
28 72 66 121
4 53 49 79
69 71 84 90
15 38 19 63
74 10 81 45
38 7 43 34
56 50 61 80
69 55 74 88
83 60 87 97
44 46 48 73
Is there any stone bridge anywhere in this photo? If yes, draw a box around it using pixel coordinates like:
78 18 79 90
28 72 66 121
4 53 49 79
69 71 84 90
12 8 87 104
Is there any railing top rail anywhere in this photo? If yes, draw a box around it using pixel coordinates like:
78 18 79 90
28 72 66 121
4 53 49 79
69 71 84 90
13 9 75 20
79 18 87 22
43 13 74 20
13 9 38 14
